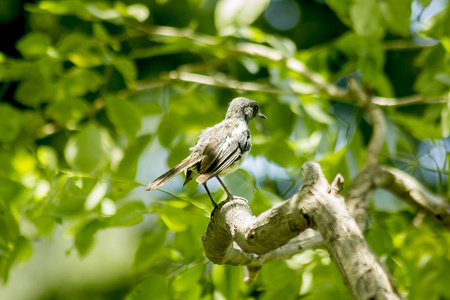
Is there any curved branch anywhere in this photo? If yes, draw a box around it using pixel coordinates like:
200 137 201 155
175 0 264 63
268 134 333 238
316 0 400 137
346 164 450 230
202 162 401 299
379 166 450 229
348 77 387 166
134 71 290 94
372 95 448 106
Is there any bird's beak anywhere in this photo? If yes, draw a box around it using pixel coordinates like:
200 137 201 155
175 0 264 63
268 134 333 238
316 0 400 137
258 112 267 119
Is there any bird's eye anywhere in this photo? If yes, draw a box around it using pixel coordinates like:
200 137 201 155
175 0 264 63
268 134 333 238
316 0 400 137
253 105 259 112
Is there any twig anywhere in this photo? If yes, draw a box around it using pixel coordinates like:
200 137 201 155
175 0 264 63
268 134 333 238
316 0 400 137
372 95 448 106
135 71 290 94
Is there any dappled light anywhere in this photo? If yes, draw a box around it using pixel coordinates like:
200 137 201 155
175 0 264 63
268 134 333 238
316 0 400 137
0 0 450 299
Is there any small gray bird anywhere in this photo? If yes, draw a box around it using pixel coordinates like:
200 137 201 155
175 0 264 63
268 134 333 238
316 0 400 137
146 97 266 207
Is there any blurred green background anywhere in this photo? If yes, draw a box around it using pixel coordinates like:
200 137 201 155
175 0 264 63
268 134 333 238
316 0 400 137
0 0 449 299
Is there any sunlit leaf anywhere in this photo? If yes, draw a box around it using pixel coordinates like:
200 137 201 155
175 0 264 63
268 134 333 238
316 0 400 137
15 79 53 106
350 0 385 38
133 223 167 273
126 4 150 22
125 276 170 300
390 113 442 140
385 0 413 37
57 68 103 98
326 0 353 25
115 135 152 180
16 32 51 59
0 104 21 143
45 98 90 126
86 4 121 21
75 218 107 257
113 56 137 88
106 96 141 139
215 0 270 34
64 122 111 173
172 265 203 293
109 201 146 227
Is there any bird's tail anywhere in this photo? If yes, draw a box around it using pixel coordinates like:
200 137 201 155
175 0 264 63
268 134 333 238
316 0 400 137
146 156 199 191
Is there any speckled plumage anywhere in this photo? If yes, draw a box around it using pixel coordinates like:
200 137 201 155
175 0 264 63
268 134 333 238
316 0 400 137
146 97 265 207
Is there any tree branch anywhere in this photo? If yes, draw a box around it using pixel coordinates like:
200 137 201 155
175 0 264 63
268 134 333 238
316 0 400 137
122 22 447 108
379 166 450 229
345 164 450 230
372 95 448 106
134 71 290 94
202 162 401 299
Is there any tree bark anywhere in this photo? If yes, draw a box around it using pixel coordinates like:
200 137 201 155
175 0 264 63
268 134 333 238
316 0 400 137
202 162 401 300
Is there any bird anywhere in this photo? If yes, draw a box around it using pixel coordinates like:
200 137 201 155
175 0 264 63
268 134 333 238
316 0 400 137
146 97 266 208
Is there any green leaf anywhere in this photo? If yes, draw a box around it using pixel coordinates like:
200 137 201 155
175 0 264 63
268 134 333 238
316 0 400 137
263 101 295 137
133 224 167 273
359 41 385 84
385 0 413 37
0 104 21 143
391 113 442 140
16 32 51 59
172 265 203 293
106 96 141 139
154 205 191 232
75 218 106 257
224 170 255 202
37 146 58 170
261 138 297 168
319 147 348 184
52 176 98 216
15 79 52 106
0 199 20 282
86 4 121 21
93 22 120 51
266 35 297 58
57 68 103 99
126 4 150 22
259 260 300 289
45 98 90 126
32 0 89 18
215 0 270 34
109 201 146 227
64 122 111 173
157 114 182 148
350 0 385 38
251 189 279 216
420 5 450 45
125 276 170 300
303 103 335 125
116 135 152 180
326 0 354 25
113 57 137 88
212 265 246 299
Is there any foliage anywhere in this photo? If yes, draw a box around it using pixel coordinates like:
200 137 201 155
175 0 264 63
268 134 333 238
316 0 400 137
0 0 449 299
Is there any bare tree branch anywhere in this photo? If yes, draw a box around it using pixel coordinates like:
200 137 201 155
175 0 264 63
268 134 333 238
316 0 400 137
372 95 448 106
379 166 450 229
346 164 450 230
134 71 291 94
203 162 401 299
122 22 447 109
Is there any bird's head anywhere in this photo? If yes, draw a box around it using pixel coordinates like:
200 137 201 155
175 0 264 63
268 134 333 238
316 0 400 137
226 97 266 124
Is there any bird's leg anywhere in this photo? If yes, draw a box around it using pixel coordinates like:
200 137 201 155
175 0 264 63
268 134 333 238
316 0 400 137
202 182 218 208
216 177 233 199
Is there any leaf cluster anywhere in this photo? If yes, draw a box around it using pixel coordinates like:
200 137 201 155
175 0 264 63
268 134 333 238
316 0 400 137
0 0 449 299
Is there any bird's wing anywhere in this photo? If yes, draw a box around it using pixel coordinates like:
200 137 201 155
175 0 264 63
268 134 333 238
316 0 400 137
195 125 251 184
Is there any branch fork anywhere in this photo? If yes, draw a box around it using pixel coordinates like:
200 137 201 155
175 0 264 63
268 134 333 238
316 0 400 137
203 162 401 299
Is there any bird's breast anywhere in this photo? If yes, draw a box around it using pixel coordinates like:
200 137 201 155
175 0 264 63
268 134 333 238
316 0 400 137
218 151 248 176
